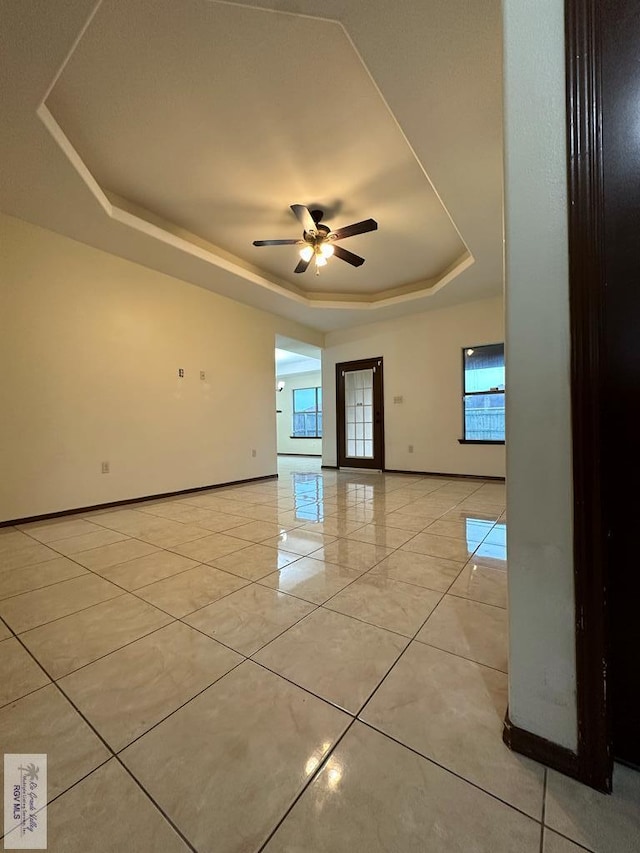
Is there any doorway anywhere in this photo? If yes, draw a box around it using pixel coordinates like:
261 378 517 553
336 357 385 470
275 337 323 460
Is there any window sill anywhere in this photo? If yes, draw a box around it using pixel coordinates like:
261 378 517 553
458 439 505 445
289 435 322 440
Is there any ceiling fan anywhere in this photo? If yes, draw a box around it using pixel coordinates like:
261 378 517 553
252 204 378 274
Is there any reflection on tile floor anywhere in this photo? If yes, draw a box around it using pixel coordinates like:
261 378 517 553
1 457 637 852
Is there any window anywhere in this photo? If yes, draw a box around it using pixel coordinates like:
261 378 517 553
462 344 505 442
292 387 322 438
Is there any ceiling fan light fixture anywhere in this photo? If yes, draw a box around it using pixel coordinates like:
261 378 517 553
320 242 334 259
299 245 314 262
315 254 328 267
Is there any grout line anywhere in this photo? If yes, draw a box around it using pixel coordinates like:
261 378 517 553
540 769 548 853
2 624 198 851
255 718 358 853
358 717 545 826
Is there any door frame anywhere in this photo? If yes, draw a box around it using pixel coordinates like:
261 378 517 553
565 0 612 792
335 357 385 470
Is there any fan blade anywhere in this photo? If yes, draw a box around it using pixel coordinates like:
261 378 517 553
333 245 365 267
252 239 299 246
290 204 318 234
294 257 311 274
330 218 378 241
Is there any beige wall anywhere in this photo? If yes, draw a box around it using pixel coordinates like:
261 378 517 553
322 296 505 477
503 0 577 749
0 214 321 521
276 371 322 456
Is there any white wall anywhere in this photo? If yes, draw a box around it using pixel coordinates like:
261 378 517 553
322 296 505 477
0 214 321 521
503 0 577 749
276 370 322 456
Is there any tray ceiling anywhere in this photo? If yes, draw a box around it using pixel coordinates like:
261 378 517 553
0 0 503 331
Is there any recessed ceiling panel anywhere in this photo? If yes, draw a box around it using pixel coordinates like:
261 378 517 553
46 0 467 300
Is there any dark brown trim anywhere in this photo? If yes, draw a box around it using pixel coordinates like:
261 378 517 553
336 357 385 470
0 474 278 528
321 465 338 470
565 0 612 792
457 439 505 446
384 468 505 482
288 436 322 440
277 453 322 458
503 712 580 780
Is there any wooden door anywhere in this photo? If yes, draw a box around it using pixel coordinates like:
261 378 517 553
336 358 385 470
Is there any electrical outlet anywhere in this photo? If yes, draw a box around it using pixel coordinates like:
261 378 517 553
200 371 206 381
101 461 110 474
408 445 414 454
251 449 257 458
178 368 184 378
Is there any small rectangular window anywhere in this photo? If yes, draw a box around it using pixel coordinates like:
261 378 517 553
462 344 505 442
292 387 322 438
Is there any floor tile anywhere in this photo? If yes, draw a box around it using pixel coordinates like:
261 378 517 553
20 594 173 678
0 573 122 633
259 557 362 604
264 529 336 556
209 543 300 580
311 539 394 572
17 517 107 543
449 560 508 608
86 507 161 535
473 541 508 567
382 511 440 531
255 608 408 713
325 575 441 636
71 537 159 570
300 518 366 537
543 831 591 853
0 556 87 600
545 763 640 853
344 523 415 549
441 507 503 524
95 550 200 590
16 759 191 852
360 642 544 818
1 636 50 707
424 517 494 542
0 684 110 800
264 721 541 853
135 521 213 549
136 565 248 617
184 584 314 655
401 531 478 562
483 522 507 547
60 621 242 751
121 661 349 853
0 539 60 572
369 549 464 592
52 528 130 555
170 532 250 562
416 594 508 671
0 620 10 640
227 520 290 543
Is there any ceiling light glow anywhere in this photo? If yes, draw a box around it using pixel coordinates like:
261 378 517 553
299 246 314 262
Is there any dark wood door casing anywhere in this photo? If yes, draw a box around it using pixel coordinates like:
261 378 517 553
336 358 385 470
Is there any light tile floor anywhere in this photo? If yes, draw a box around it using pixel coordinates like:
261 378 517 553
0 457 638 852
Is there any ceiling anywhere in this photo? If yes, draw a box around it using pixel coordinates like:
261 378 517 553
275 348 321 377
0 0 503 331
